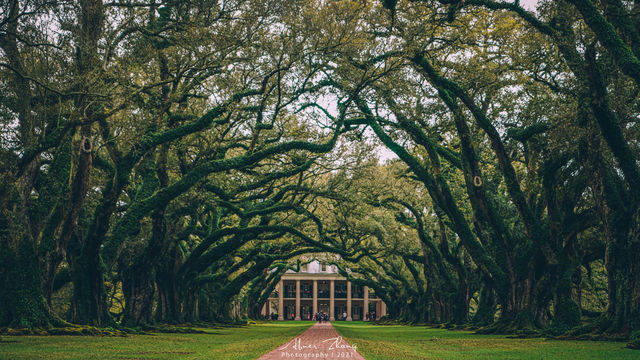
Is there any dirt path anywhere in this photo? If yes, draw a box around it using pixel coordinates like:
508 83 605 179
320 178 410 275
257 322 365 359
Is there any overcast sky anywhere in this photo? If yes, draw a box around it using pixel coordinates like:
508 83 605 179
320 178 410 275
520 0 539 11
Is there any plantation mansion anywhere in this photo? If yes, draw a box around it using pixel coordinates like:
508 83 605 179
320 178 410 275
262 261 387 321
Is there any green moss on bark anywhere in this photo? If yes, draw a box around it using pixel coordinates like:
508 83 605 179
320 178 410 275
549 298 582 335
0 238 56 328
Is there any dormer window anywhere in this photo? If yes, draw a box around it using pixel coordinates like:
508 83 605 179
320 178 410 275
321 263 327 272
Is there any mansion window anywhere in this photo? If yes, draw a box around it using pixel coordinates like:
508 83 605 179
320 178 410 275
318 281 330 298
354 285 364 298
284 283 296 298
301 282 313 298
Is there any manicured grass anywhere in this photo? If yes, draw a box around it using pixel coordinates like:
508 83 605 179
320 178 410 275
0 321 313 360
332 322 640 360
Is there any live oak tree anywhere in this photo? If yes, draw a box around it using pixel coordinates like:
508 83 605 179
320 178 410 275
0 0 362 327
0 0 109 328
329 0 604 333
1 0 638 343
399 0 640 335
357 0 637 336
323 161 478 324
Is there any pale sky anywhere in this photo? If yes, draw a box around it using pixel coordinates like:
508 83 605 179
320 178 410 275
521 0 540 11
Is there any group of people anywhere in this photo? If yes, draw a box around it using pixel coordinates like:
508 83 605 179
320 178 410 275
313 311 329 323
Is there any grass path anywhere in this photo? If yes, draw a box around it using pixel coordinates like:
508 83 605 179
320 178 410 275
0 321 313 360
332 321 639 360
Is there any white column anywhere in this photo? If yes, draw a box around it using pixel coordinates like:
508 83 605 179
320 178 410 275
295 279 301 320
313 280 318 315
381 300 387 317
278 280 284 320
363 286 369 321
346 281 352 321
329 279 335 321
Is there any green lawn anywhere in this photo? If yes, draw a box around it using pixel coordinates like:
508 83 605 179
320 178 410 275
0 321 313 360
332 322 640 360
3 321 638 360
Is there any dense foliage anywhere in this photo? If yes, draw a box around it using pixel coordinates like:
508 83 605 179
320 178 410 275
1 0 638 344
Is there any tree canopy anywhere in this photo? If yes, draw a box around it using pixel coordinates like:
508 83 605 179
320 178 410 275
1 0 639 344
